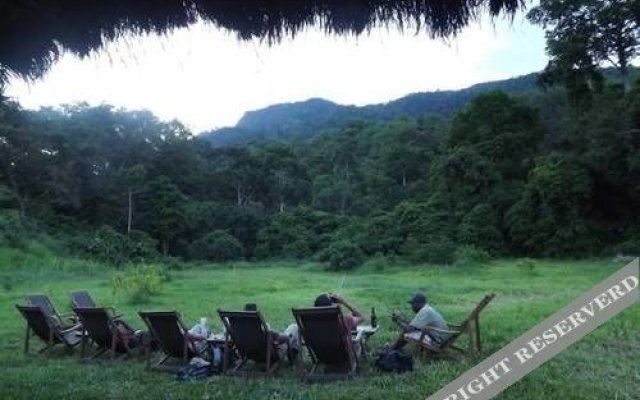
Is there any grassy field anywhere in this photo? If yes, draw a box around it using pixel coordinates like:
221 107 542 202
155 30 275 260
0 257 638 399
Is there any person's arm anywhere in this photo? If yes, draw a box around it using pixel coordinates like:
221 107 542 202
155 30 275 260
391 313 419 333
331 294 364 325
187 325 208 341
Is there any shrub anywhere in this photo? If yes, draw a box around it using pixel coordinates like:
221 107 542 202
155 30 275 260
124 230 160 261
453 245 492 267
318 240 364 271
85 226 127 266
73 226 159 266
401 235 456 265
255 213 314 259
188 230 244 262
456 204 504 254
0 210 27 247
110 264 168 304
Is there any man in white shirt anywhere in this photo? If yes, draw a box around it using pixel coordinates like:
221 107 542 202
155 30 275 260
391 293 450 349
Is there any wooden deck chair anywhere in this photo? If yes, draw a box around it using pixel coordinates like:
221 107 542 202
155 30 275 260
407 293 496 358
26 293 78 329
69 290 97 308
16 304 82 355
69 290 127 327
138 311 202 370
73 307 136 360
217 310 281 376
292 306 358 382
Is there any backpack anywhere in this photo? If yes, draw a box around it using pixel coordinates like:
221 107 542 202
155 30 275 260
176 359 215 381
375 349 414 373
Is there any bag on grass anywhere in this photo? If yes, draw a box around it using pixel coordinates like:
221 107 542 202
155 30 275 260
176 358 214 381
375 349 413 373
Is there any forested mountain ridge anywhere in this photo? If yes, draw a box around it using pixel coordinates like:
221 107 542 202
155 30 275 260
199 73 539 146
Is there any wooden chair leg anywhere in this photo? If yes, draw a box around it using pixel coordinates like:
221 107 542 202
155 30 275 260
222 333 229 374
47 328 55 357
475 316 481 353
155 354 170 369
468 319 478 354
182 338 189 364
266 342 272 376
111 330 118 360
24 325 30 354
144 337 151 369
80 331 87 359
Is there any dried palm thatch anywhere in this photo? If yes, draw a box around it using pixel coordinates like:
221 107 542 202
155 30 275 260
0 0 525 81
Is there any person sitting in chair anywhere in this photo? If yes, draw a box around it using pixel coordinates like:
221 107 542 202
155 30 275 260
391 293 450 350
282 293 365 359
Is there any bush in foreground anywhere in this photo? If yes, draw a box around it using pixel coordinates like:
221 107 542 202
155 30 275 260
110 264 169 304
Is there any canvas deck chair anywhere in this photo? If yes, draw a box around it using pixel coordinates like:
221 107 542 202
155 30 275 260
26 293 78 329
69 290 128 327
69 290 97 308
73 307 136 360
407 293 496 358
16 304 82 355
292 306 359 382
138 311 202 370
217 310 281 376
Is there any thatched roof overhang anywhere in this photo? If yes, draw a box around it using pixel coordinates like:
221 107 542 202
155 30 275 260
0 0 525 81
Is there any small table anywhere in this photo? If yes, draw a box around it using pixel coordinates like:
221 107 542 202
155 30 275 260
352 325 379 359
207 333 226 345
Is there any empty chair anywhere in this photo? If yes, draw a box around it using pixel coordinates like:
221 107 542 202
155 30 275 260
73 307 138 359
16 304 82 355
26 293 78 328
138 311 204 370
217 310 281 376
292 306 359 382
69 290 97 308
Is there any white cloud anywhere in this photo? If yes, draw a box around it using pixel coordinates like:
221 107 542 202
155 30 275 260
5 13 546 133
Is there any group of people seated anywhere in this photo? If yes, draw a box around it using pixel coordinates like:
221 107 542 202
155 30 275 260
185 291 450 362
21 289 450 372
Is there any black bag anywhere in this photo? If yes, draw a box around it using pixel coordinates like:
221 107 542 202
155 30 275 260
375 349 413 373
176 362 214 381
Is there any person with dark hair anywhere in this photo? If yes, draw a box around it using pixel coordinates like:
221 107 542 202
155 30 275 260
283 293 365 357
314 293 364 331
391 293 450 350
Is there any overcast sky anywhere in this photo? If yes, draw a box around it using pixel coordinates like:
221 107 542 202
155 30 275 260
5 10 547 133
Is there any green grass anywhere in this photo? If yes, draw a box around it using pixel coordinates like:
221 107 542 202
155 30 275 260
0 257 638 399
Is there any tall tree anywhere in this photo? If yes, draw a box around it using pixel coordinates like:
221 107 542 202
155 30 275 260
528 0 640 94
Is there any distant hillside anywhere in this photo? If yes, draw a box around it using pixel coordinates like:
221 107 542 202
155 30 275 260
200 73 540 146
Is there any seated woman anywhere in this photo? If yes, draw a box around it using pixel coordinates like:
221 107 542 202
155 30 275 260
282 293 365 358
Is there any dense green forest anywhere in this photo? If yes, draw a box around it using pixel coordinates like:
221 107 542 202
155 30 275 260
1 0 639 269
1 80 639 268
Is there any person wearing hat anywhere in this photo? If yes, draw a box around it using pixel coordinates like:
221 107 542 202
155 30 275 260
390 293 450 350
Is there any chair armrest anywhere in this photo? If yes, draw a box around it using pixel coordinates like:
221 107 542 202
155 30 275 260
59 312 78 322
60 323 83 334
418 326 461 335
